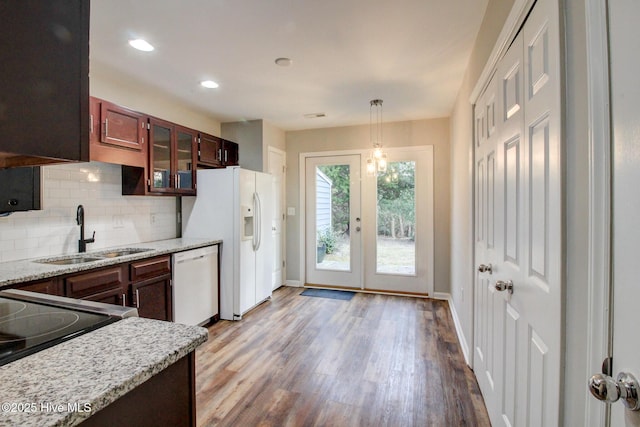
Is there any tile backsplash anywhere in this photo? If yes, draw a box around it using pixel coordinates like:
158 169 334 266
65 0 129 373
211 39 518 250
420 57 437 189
0 162 177 262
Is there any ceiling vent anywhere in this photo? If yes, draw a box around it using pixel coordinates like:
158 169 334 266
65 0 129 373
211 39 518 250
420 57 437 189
304 113 326 119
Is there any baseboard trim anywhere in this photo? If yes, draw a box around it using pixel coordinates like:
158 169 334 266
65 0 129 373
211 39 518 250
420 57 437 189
436 292 471 366
285 280 303 287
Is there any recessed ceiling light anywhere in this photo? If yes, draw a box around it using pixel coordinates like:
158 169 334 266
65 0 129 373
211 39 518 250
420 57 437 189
128 39 154 52
200 80 219 89
275 57 292 67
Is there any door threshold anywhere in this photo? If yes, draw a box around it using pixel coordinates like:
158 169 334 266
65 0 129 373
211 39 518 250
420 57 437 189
304 283 429 298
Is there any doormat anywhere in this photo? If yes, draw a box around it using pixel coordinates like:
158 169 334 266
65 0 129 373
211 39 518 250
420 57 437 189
300 288 355 301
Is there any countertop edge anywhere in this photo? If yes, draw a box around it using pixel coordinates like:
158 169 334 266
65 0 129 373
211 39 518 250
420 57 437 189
0 317 209 427
0 238 222 288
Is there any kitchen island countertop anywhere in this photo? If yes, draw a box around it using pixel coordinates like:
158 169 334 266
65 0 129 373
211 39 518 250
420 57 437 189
0 238 222 289
0 316 208 427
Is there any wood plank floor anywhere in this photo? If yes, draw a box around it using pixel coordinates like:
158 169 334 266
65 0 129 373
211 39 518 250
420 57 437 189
196 286 490 426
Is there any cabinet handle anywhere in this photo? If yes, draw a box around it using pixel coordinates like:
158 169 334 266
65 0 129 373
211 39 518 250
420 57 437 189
89 114 93 134
135 289 140 308
122 293 126 307
224 150 228 163
103 119 108 138
218 148 222 161
176 174 181 188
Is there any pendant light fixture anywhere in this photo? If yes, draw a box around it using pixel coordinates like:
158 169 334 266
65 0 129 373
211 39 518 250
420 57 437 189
367 99 388 176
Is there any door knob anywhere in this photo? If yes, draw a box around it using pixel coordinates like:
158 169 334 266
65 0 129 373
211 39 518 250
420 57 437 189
589 372 640 410
478 263 493 274
494 280 513 294
355 226 361 232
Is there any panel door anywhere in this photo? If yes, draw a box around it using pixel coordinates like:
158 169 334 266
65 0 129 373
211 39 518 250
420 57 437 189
473 0 562 424
268 147 286 290
473 70 504 421
512 0 563 424
607 0 640 424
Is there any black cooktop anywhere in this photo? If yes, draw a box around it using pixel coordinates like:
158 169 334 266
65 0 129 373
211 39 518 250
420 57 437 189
0 296 117 366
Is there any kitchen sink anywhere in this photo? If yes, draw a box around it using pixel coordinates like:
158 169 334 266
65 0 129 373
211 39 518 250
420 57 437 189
38 256 104 265
94 248 153 258
35 248 154 265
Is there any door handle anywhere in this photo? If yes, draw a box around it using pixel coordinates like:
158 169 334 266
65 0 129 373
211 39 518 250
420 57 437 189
589 372 640 410
494 280 513 294
478 263 493 274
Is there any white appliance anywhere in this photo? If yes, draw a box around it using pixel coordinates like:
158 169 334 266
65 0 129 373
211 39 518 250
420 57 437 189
172 245 219 326
182 167 274 320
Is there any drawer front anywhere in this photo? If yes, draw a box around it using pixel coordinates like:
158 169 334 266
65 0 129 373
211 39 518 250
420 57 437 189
130 256 171 282
65 266 125 298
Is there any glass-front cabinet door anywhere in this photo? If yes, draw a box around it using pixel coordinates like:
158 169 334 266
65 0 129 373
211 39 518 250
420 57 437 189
175 125 196 194
149 119 172 193
148 118 196 195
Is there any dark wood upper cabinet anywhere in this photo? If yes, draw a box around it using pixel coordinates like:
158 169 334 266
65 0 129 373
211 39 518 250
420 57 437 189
89 97 147 168
222 140 240 166
198 133 223 168
197 135 239 169
148 118 197 195
0 0 89 168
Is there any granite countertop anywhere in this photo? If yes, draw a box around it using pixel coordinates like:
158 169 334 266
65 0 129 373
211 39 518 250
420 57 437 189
0 317 208 427
0 238 222 289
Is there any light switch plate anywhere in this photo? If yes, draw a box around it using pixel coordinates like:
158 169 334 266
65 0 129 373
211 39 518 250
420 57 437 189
287 207 295 216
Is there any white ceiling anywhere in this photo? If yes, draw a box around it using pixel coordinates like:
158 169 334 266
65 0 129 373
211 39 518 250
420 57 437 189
90 0 489 131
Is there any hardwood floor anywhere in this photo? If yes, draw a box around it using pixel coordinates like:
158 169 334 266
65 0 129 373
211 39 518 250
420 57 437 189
196 286 490 426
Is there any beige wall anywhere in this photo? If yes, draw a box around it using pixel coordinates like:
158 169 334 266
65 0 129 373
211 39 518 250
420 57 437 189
285 118 451 293
90 61 221 136
222 119 286 172
449 0 514 361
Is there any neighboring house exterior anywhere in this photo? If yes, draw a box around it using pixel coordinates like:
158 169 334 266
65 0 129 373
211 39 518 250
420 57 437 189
315 169 332 233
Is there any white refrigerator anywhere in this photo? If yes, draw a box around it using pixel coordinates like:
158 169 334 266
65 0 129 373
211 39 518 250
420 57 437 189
181 166 274 320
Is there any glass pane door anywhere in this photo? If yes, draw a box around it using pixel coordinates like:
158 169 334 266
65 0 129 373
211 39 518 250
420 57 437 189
150 121 171 191
176 128 195 191
363 147 434 295
315 163 351 271
376 161 416 275
305 155 361 288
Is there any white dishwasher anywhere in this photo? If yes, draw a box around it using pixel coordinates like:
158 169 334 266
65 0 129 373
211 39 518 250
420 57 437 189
172 245 219 326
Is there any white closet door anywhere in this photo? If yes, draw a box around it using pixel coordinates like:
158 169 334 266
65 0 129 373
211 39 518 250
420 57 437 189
473 0 562 424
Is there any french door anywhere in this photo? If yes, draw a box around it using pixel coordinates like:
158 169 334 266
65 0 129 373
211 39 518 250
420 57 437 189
304 148 433 295
305 155 362 288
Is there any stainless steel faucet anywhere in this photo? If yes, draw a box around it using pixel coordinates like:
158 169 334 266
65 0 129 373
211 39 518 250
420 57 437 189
76 205 95 253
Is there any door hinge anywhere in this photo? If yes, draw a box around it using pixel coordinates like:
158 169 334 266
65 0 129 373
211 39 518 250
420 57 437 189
282 165 286 173
602 356 613 376
283 260 286 268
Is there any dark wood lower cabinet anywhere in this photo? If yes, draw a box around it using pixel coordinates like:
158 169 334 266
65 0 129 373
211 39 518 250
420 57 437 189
80 352 196 427
6 255 174 321
65 266 126 303
131 276 172 321
14 279 63 296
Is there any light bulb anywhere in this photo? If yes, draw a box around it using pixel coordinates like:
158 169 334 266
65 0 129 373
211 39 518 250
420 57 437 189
366 158 376 176
373 147 383 159
377 155 387 173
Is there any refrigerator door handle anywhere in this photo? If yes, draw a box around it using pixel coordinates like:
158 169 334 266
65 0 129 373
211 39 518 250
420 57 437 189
255 191 262 251
252 192 259 251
